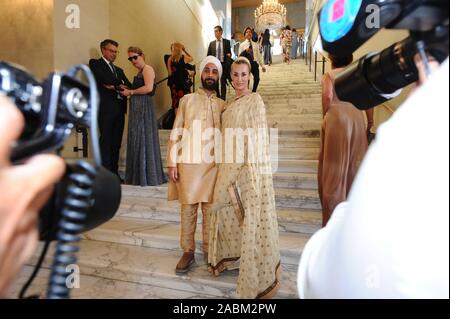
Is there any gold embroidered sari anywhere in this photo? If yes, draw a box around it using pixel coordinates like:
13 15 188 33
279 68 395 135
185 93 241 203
208 93 281 299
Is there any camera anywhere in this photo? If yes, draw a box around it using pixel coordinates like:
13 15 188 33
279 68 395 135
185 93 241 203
319 0 449 109
0 61 121 299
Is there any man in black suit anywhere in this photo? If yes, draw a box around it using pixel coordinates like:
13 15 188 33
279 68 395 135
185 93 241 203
207 26 232 100
89 39 131 177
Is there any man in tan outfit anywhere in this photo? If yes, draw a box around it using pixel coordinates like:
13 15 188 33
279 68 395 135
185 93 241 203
167 56 225 273
319 54 373 227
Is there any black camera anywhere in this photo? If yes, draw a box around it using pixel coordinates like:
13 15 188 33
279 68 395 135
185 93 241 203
319 0 449 109
0 61 121 299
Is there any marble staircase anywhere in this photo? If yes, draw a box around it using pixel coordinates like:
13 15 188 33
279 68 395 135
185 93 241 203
11 56 324 299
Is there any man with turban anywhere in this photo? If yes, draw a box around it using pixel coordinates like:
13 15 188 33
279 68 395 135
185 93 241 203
167 56 226 273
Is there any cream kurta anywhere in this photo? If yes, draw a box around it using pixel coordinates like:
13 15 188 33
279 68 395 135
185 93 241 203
166 88 225 205
208 93 281 299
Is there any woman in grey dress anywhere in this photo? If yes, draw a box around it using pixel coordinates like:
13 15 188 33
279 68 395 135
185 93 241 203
121 47 167 186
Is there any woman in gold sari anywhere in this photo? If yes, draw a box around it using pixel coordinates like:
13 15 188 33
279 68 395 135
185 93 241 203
208 57 281 299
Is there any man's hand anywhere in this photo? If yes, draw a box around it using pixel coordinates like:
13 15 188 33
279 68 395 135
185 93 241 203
0 97 65 297
168 167 179 183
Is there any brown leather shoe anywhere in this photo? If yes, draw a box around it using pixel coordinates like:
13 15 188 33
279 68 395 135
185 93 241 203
176 252 195 274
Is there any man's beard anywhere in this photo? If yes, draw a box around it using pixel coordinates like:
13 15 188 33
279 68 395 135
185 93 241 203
202 78 218 91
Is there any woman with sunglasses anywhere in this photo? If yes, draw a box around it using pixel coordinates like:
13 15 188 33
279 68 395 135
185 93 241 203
121 47 167 186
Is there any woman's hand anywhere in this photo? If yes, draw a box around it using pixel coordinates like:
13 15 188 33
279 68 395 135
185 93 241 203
121 89 133 97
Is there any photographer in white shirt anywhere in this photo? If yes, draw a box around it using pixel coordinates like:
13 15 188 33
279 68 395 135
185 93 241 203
297 55 449 299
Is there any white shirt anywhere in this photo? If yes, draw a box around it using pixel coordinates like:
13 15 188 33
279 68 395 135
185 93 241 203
297 59 449 299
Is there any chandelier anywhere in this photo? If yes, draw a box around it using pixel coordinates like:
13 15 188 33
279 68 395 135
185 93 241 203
254 0 287 32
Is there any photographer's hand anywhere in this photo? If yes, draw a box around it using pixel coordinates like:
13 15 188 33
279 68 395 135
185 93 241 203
0 97 65 297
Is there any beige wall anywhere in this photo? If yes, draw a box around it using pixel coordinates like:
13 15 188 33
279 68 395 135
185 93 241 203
0 0 54 79
53 0 110 70
1 0 217 160
52 0 110 158
108 0 217 167
109 0 218 118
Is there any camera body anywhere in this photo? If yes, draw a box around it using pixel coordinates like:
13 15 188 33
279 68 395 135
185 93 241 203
319 0 449 109
1 61 121 299
0 62 92 161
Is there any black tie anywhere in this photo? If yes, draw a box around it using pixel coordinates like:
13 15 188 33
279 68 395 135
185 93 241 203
110 62 117 78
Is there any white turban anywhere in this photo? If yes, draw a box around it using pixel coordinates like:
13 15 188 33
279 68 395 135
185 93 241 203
200 56 223 79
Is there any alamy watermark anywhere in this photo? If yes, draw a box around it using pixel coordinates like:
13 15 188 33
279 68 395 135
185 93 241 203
168 121 279 174
365 264 381 289
365 4 381 30
65 4 80 29
66 264 80 289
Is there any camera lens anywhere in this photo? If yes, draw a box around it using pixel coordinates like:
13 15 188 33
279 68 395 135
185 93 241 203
64 88 88 118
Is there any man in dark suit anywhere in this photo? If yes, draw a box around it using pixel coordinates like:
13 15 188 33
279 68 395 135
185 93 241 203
207 26 232 100
89 39 131 177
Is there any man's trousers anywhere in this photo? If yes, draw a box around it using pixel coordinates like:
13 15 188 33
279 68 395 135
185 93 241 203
180 203 212 254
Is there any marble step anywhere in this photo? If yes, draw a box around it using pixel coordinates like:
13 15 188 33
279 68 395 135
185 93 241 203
267 114 323 124
264 101 321 107
267 100 322 107
263 96 321 102
158 135 322 148
26 240 300 298
115 196 321 234
10 265 219 299
260 90 321 95
120 185 321 211
266 106 321 112
274 159 319 173
122 167 319 190
273 130 320 138
151 159 319 174
158 130 321 141
158 128 321 141
274 172 318 189
265 107 322 115
276 137 321 148
267 112 323 118
159 147 319 161
81 217 312 266
261 87 321 91
268 120 321 130
157 137 322 149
